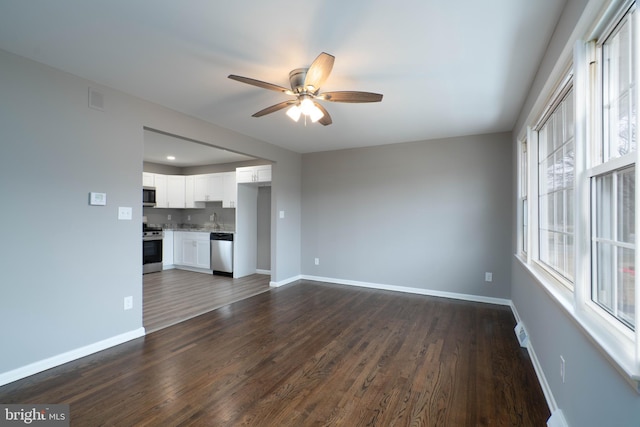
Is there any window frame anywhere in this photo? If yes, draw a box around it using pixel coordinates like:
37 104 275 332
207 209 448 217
518 138 529 258
516 0 640 389
584 3 638 335
538 85 576 286
526 72 576 291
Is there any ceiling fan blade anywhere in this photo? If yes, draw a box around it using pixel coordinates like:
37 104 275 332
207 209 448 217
304 52 335 92
228 75 293 94
314 102 332 126
318 91 383 103
252 100 297 117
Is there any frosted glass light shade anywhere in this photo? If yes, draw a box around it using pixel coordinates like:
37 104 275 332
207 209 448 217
309 106 324 122
300 97 315 115
286 105 301 122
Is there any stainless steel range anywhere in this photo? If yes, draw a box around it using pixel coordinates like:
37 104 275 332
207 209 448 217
143 225 163 274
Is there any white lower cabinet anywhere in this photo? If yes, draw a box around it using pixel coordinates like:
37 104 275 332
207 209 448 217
173 231 210 270
162 230 174 268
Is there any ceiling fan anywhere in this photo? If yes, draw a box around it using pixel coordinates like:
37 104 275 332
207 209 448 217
228 52 383 126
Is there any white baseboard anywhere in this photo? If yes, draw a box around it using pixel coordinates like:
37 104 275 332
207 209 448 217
174 265 212 274
510 303 559 417
547 409 569 427
255 269 271 275
0 327 145 387
301 274 512 306
269 275 302 287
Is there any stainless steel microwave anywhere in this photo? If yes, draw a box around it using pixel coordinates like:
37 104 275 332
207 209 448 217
143 186 156 207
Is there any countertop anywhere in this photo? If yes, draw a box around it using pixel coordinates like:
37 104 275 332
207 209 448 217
164 227 235 233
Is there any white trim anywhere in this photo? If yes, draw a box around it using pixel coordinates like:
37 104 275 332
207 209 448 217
516 255 640 391
547 410 570 427
587 151 636 176
510 302 559 414
301 275 511 306
0 327 145 387
269 274 302 287
174 265 212 274
255 269 271 275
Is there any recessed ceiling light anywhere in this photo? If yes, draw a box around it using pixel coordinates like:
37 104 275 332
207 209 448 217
166 156 175 160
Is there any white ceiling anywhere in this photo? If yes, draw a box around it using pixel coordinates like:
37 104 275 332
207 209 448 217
143 129 256 167
0 0 566 154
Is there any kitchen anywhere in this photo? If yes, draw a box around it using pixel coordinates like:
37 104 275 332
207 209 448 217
142 129 273 330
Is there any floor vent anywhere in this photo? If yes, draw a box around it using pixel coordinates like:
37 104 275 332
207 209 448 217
514 322 529 347
88 87 105 111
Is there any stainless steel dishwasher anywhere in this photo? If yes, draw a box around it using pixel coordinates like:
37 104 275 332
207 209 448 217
210 232 234 276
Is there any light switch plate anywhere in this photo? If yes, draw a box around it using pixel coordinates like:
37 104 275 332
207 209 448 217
89 192 107 206
279 210 285 219
118 207 133 220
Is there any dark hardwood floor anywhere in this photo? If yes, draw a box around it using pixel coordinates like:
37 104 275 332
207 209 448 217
0 280 550 426
143 269 271 332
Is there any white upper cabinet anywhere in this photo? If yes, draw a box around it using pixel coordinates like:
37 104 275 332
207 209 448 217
166 175 186 208
143 173 185 208
143 172 234 209
194 173 224 202
236 165 271 183
142 172 155 187
184 175 204 209
222 172 237 208
153 174 168 208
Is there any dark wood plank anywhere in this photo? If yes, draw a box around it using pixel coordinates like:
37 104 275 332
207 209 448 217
0 281 550 426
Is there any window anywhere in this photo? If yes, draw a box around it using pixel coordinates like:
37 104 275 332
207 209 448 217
537 85 575 285
516 0 640 385
592 167 636 328
601 9 637 162
519 139 528 255
590 5 637 330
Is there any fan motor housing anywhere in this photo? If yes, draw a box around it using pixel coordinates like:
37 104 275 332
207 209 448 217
289 68 308 94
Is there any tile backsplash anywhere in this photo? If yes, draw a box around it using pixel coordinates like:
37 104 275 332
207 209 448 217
143 202 235 230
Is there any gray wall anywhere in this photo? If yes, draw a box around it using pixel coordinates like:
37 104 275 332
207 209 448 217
512 0 640 425
512 264 640 426
257 186 272 271
0 48 301 378
301 133 513 299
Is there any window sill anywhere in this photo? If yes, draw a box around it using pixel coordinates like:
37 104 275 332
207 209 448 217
515 254 640 393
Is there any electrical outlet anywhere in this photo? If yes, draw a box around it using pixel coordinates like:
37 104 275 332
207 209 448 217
167 214 171 221
314 258 319 265
187 215 191 221
210 215 214 221
485 272 493 282
560 355 565 383
124 296 133 311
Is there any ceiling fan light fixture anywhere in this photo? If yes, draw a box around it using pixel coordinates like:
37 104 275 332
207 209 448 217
229 52 382 126
309 105 324 123
299 97 315 115
286 105 301 122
